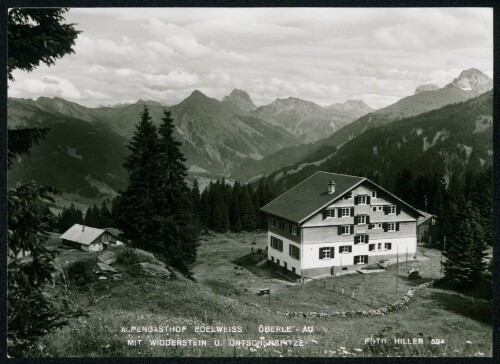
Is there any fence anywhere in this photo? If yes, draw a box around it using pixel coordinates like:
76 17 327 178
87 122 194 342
300 276 392 308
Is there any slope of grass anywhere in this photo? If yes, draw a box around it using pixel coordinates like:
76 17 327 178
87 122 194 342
24 232 492 358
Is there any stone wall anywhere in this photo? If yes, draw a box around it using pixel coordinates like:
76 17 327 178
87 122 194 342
278 281 434 318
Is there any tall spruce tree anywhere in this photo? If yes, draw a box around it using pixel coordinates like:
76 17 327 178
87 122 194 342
156 110 199 269
442 202 488 288
117 108 198 273
117 106 161 249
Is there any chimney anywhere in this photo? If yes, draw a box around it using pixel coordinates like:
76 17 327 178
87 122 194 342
328 180 336 194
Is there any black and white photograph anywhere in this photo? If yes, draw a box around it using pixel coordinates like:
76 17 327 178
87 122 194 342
5 5 495 358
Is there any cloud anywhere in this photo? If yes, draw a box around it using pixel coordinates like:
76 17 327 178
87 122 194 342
8 8 493 109
9 75 82 100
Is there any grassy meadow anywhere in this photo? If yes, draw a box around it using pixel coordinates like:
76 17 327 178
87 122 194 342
27 232 492 358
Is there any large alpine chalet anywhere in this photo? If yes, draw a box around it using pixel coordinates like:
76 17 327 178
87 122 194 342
260 171 424 278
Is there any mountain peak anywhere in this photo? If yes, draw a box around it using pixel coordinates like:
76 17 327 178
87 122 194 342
222 89 256 112
450 68 492 93
135 99 163 106
189 90 208 98
414 84 439 95
327 99 374 117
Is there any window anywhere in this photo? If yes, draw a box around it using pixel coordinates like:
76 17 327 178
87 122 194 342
355 234 368 244
357 195 367 205
377 243 382 250
354 255 368 265
289 244 300 260
384 242 392 251
387 223 396 232
325 209 335 218
373 205 383 212
357 215 366 225
340 225 351 235
270 236 283 251
369 243 382 251
369 223 383 230
271 256 274 262
339 245 352 254
388 205 396 214
343 192 352 200
340 208 351 217
319 247 334 260
279 221 286 231
291 225 298 236
272 218 277 227
372 191 377 198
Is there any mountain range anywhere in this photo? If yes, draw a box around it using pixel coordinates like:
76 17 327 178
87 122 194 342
231 68 493 182
258 90 493 193
8 68 493 208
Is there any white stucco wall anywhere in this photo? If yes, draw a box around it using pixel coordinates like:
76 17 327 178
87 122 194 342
267 232 302 275
301 236 417 273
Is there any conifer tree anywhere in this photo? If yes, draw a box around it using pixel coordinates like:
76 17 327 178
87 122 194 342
156 110 199 268
443 202 488 288
7 9 81 355
116 106 161 248
100 201 112 228
84 206 94 227
117 107 198 272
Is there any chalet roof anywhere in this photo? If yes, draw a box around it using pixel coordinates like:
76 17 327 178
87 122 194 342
260 171 424 225
260 171 365 224
60 224 107 245
417 210 436 226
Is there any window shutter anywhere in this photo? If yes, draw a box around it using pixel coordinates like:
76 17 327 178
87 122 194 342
350 207 354 217
383 206 389 215
367 196 371 205
396 206 401 215
330 247 335 258
354 216 358 225
348 246 353 253
365 235 369 244
366 215 370 224
331 209 335 217
350 225 354 234
319 248 323 259
322 210 327 219
383 223 388 232
369 243 375 251
354 196 359 205
338 226 342 235
337 208 342 217
396 222 400 231
354 235 359 244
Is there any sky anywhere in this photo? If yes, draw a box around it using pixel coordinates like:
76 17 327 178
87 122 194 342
8 7 493 109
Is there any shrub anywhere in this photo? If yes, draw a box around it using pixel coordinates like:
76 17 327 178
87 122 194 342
115 247 141 266
66 260 96 286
